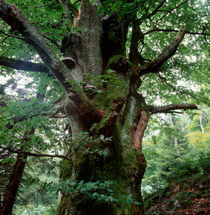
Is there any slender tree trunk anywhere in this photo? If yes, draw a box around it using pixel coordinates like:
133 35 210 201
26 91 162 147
200 115 205 134
0 152 27 215
0 127 35 215
0 151 12 208
170 116 180 156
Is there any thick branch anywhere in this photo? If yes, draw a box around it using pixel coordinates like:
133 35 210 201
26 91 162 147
149 104 198 114
0 56 49 73
129 19 145 65
134 24 186 76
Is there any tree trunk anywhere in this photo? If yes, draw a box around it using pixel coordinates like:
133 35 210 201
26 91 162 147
170 116 180 156
0 127 35 215
0 152 27 215
56 1 147 214
199 115 205 134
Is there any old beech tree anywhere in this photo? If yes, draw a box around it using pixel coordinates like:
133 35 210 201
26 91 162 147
0 0 209 214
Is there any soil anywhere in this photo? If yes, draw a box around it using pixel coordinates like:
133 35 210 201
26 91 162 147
145 174 210 215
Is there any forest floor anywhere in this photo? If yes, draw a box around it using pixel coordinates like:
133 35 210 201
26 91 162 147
144 174 210 215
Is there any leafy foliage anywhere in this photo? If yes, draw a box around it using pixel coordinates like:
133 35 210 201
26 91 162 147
142 111 210 197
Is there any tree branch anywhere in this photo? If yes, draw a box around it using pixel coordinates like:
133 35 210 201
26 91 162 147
149 103 198 114
0 29 25 40
156 72 201 103
144 28 210 37
129 18 145 65
133 24 186 76
146 0 166 19
0 56 49 73
6 106 66 130
157 0 188 23
0 145 72 161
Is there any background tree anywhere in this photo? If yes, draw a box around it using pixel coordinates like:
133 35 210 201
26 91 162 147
0 0 209 215
142 111 210 215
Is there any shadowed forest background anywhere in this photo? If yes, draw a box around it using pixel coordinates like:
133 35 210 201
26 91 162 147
0 0 209 215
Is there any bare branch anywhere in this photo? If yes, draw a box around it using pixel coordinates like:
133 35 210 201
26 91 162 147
43 35 60 48
156 72 201 103
0 56 49 73
133 24 186 76
5 107 65 130
34 4 48 8
149 104 198 114
42 112 67 118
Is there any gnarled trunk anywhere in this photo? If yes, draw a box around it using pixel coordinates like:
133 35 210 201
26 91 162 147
56 2 147 214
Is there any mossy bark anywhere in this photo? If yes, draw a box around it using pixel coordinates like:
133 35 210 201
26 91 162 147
57 79 147 215
56 1 147 214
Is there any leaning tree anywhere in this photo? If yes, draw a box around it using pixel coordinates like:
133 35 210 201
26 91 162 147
0 0 209 214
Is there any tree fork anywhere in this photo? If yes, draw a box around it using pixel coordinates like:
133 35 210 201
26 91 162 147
0 0 100 127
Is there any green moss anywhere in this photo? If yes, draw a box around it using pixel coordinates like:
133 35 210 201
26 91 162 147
107 55 125 67
56 195 71 215
107 55 134 70
95 77 127 111
90 110 113 134
59 159 72 180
